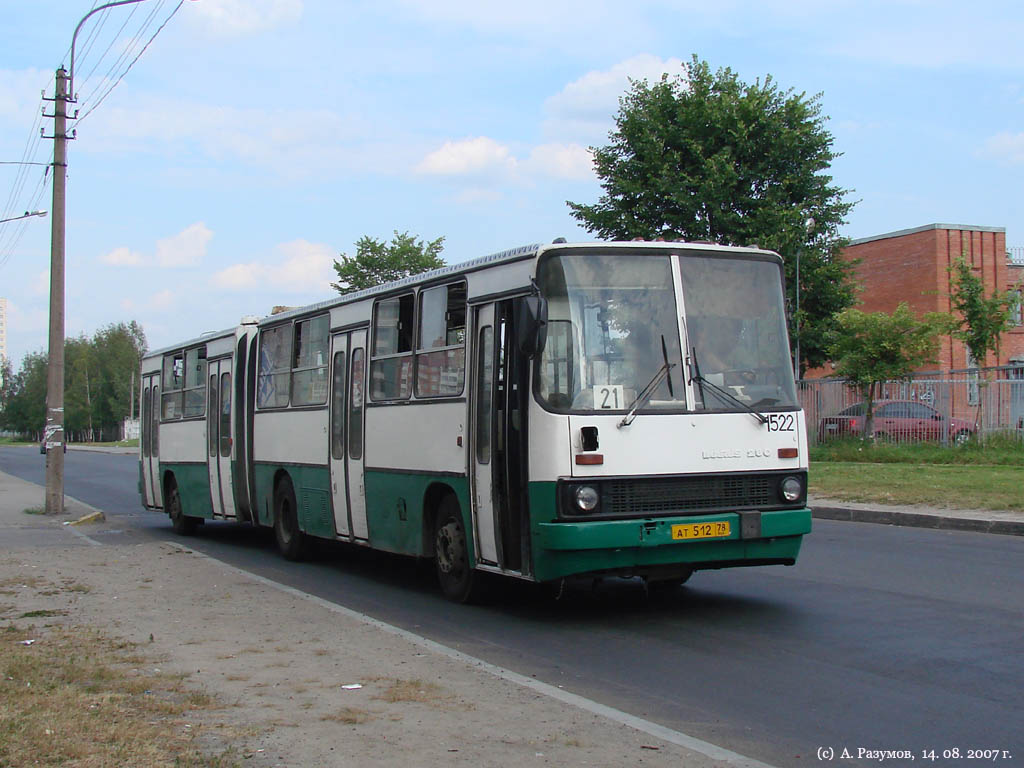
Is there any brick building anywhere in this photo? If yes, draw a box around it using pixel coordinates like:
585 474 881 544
837 223 1023 372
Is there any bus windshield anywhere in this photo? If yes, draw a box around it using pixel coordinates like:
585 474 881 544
536 252 686 412
681 255 798 412
535 250 798 414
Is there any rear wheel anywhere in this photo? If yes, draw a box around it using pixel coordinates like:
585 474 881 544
167 478 199 536
274 475 308 561
433 495 482 603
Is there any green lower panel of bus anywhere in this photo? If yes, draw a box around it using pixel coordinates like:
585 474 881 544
251 463 334 538
528 482 811 582
363 471 470 558
159 462 213 520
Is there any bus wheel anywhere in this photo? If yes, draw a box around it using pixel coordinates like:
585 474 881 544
433 496 480 603
274 475 308 561
167 478 198 536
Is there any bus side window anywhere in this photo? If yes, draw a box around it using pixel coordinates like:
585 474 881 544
416 282 466 397
258 325 292 408
162 352 184 419
292 314 329 406
370 295 414 400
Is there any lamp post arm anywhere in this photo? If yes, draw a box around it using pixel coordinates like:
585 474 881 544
69 0 148 99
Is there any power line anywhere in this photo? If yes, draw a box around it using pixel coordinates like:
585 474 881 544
75 0 182 127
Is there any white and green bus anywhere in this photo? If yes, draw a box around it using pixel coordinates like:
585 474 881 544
140 240 811 601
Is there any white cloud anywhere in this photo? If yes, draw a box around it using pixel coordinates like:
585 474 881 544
211 239 335 293
982 132 1024 165
31 269 49 297
185 0 303 36
415 137 518 178
100 246 145 266
544 55 685 140
150 290 177 311
524 143 594 181
156 223 213 268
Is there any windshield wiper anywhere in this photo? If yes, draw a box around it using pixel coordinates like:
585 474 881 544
688 346 768 426
618 335 677 429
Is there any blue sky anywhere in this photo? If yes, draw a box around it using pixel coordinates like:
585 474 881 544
1 0 1021 368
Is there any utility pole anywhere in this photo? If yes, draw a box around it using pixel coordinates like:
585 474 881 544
43 67 70 514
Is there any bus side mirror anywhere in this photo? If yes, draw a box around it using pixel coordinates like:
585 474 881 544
515 295 548 358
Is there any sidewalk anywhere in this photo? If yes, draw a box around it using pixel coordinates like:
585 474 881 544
809 494 1024 536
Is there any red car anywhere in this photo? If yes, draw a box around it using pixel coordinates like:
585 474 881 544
818 400 974 445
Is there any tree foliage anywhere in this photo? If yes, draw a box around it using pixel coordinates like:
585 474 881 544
567 54 857 372
947 255 1020 432
332 231 446 295
948 256 1018 368
828 303 952 439
0 321 146 441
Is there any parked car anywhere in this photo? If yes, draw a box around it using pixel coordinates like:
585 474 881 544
818 400 974 445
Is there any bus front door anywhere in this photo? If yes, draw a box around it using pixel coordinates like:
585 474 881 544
206 358 237 519
471 301 529 573
471 305 499 564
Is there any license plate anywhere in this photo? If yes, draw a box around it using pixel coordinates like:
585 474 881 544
671 521 731 540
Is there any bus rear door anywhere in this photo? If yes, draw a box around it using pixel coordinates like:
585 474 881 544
206 358 237 518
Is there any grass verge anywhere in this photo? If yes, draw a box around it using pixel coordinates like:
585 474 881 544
0 623 238 767
810 462 1024 510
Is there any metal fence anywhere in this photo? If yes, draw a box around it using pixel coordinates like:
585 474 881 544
799 366 1024 445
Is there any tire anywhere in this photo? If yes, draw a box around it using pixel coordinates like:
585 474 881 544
167 477 199 536
274 474 308 561
433 495 482 603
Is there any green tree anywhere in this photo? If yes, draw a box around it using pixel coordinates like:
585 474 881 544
567 54 857 372
948 255 1020 433
332 231 445 295
828 303 952 441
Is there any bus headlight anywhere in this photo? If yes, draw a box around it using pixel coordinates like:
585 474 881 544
574 485 600 513
780 476 803 503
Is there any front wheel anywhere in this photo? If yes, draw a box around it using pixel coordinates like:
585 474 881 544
274 475 308 561
433 496 482 603
167 478 199 536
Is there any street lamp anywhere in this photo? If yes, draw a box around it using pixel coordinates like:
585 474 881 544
794 217 815 381
44 0 149 514
0 210 48 225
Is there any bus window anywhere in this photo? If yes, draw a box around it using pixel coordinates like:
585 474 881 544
141 386 151 457
330 351 346 460
151 385 159 455
291 314 329 406
208 374 218 457
258 325 292 408
162 352 184 419
182 348 207 418
476 326 493 464
349 348 365 459
220 373 232 456
371 295 414 400
416 282 466 397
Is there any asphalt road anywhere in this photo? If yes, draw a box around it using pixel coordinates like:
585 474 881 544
2 444 1022 768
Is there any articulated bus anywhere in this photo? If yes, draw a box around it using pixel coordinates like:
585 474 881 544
139 240 811 601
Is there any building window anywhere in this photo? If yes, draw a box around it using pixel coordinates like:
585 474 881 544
1012 290 1022 327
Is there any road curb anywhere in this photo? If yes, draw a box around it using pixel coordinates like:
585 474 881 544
812 506 1024 537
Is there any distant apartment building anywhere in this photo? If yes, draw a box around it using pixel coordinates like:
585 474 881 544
832 224 1023 373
